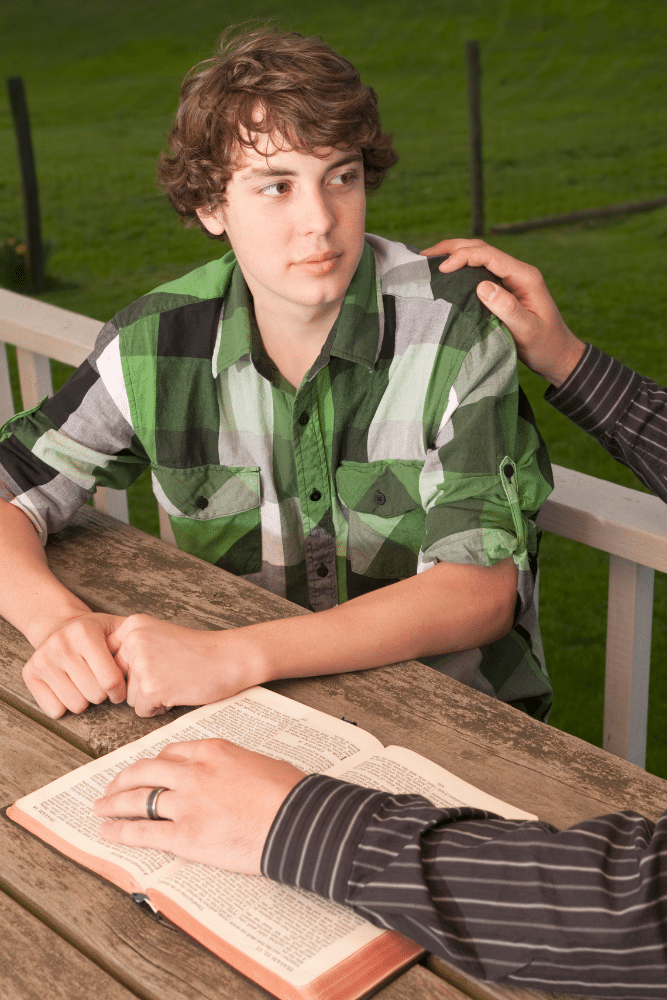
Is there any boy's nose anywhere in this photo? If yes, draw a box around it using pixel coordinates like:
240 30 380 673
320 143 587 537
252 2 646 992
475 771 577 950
300 190 335 236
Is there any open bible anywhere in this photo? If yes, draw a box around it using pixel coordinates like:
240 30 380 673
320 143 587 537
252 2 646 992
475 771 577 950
8 686 536 1000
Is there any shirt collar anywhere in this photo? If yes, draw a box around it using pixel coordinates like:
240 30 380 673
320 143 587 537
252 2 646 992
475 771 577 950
310 240 382 378
212 256 256 376
213 239 382 379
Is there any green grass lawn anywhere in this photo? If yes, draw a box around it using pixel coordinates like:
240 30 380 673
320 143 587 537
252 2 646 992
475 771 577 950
2 0 667 774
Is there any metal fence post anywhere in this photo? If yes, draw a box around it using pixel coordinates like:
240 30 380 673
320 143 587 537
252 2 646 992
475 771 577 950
465 40 485 237
7 76 45 292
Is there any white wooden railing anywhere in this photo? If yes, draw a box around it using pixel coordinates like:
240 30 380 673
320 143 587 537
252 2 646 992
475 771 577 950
537 468 667 766
1 287 665 767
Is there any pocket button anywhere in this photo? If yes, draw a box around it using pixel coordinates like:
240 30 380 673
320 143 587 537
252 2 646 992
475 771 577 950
195 496 209 510
373 491 386 506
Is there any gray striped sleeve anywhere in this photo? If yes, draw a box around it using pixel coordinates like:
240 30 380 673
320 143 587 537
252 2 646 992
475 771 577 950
262 773 667 998
546 344 667 502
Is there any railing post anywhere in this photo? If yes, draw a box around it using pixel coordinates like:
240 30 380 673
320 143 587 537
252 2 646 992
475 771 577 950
603 555 654 767
15 346 52 407
158 505 177 547
0 344 14 424
92 486 130 524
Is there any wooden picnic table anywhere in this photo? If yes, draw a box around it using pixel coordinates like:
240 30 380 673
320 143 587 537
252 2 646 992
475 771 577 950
2 506 667 1000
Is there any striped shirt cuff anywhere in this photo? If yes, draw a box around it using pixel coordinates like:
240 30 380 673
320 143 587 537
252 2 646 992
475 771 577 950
261 774 388 903
545 343 644 434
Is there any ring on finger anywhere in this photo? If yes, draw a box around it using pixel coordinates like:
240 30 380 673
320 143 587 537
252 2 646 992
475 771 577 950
146 786 168 821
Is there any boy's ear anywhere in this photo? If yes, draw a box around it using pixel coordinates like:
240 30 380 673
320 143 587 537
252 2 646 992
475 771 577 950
196 205 226 236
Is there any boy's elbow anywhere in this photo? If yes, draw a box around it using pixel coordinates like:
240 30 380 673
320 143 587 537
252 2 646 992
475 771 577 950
493 592 517 640
486 559 518 641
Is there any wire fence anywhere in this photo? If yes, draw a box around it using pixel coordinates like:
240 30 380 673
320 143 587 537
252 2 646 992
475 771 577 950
465 40 667 237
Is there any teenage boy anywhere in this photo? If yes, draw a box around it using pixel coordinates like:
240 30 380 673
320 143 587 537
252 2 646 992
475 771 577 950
0 28 552 722
96 235 667 993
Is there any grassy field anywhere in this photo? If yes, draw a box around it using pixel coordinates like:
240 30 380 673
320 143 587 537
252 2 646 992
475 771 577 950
2 0 667 773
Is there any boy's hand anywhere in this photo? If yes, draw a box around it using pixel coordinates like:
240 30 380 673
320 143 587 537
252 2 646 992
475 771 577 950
106 615 257 717
23 612 127 718
23 610 255 719
421 239 586 387
94 738 305 875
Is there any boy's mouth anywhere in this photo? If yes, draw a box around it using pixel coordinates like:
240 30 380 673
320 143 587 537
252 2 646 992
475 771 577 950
295 251 342 275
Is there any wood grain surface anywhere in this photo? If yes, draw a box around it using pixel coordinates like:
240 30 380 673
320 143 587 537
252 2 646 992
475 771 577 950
0 891 138 1000
3 507 666 1000
1 702 463 1000
1 507 665 827
426 955 581 1000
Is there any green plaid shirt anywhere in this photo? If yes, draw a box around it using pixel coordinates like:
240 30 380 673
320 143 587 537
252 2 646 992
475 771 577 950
0 236 553 717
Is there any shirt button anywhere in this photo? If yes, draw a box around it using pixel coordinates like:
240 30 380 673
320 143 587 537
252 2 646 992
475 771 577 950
309 489 322 502
316 563 329 578
503 464 514 480
298 412 309 426
195 496 209 510
373 491 386 506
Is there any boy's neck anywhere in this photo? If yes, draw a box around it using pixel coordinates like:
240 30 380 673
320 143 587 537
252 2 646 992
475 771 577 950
253 296 343 390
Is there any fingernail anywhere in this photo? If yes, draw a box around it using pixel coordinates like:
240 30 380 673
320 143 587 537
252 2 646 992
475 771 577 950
477 280 498 301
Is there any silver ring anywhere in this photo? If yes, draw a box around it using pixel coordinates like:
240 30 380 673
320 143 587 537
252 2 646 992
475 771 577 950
146 786 168 821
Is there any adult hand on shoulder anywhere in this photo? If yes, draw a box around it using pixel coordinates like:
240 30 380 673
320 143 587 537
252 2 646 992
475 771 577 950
106 615 256 717
420 238 586 387
94 739 305 875
23 612 127 719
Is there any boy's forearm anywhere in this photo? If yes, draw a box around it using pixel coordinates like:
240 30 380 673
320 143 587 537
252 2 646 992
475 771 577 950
0 498 91 647
235 557 518 686
103 556 517 716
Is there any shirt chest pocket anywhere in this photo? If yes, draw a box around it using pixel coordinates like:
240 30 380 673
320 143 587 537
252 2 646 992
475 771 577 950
151 464 261 574
335 460 424 580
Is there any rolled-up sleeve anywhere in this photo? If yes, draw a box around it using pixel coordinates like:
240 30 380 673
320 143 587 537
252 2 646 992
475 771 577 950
0 319 149 541
419 317 552 576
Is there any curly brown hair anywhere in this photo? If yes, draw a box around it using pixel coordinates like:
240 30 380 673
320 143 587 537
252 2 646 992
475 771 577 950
156 26 398 234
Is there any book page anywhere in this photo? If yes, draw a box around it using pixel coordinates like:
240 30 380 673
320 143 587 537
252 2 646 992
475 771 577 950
8 731 190 890
9 686 382 889
150 862 384 988
174 687 382 773
328 745 537 820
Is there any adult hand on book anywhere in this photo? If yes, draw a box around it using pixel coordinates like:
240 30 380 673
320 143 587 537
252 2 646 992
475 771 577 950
23 612 127 718
94 738 305 874
420 239 586 387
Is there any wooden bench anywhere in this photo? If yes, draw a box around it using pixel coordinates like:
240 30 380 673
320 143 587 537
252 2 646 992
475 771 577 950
1 286 664 767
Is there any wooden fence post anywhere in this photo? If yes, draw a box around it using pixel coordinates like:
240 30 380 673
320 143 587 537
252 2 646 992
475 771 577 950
465 40 485 237
7 76 45 292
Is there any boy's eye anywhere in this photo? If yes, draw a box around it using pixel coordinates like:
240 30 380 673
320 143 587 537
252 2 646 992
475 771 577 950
331 170 357 186
262 181 291 196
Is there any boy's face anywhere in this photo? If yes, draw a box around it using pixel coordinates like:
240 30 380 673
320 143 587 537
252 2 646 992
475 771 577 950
197 136 366 323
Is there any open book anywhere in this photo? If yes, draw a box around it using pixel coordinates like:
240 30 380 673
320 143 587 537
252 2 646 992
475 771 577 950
8 686 536 1000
